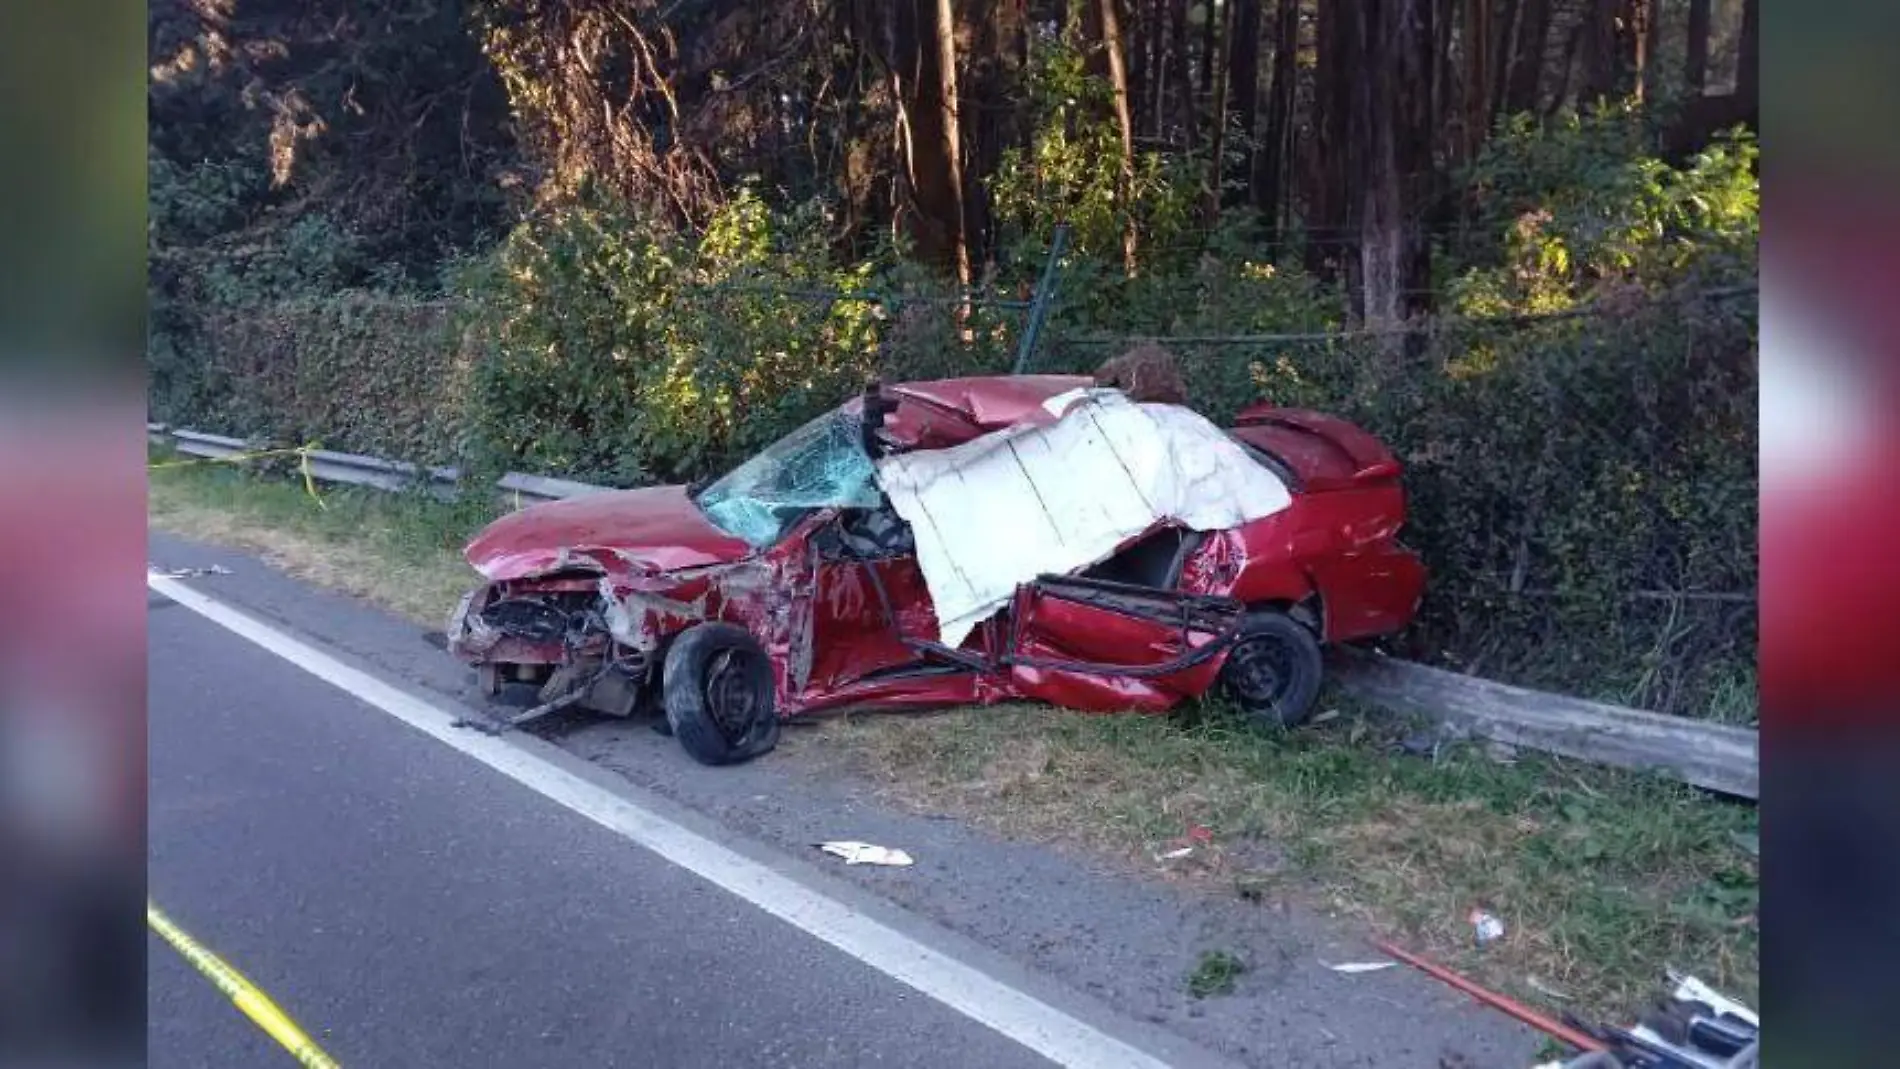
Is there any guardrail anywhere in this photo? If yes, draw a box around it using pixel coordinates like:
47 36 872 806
146 420 1757 798
147 423 608 506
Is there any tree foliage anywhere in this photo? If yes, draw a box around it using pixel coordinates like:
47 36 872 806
146 0 1758 718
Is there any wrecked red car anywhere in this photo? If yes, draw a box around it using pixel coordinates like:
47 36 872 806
447 375 1424 765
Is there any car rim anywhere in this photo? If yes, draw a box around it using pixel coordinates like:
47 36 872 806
704 648 763 740
1228 635 1295 712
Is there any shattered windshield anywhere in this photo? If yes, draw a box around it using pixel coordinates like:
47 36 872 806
692 407 884 546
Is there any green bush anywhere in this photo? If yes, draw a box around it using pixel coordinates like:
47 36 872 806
199 295 467 465
986 30 1202 269
451 190 1019 484
150 108 1756 720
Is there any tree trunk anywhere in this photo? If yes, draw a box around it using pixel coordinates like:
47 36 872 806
1489 0 1522 126
1684 0 1710 94
1304 0 1352 280
1357 0 1434 337
1639 0 1662 102
934 0 971 285
1431 0 1452 156
1736 0 1757 105
1100 0 1140 272
1203 0 1230 225
1548 21 1586 114
1502 0 1549 114
1224 0 1261 208
1129 0 1149 133
1149 0 1168 139
1462 0 1491 160
890 0 929 253
889 0 967 277
1617 0 1650 101
962 0 1027 274
1198 0 1217 106
1171 0 1196 152
1254 0 1297 233
1579 0 1618 104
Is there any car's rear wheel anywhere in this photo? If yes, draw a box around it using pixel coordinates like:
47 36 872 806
1219 611 1324 728
662 623 780 765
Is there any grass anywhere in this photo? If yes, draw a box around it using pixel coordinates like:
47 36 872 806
792 704 1758 1019
1185 950 1247 999
149 453 1759 1022
149 451 492 626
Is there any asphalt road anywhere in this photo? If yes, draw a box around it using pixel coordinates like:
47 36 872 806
148 592 1110 1068
147 533 1543 1069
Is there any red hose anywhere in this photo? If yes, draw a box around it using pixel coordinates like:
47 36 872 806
1372 939 1607 1053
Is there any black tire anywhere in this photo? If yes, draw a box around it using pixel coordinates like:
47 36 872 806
1218 611 1324 729
662 623 780 765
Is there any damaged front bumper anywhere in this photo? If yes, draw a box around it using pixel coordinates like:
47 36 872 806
446 578 654 717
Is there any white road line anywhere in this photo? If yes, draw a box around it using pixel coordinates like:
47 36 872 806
148 573 1175 1069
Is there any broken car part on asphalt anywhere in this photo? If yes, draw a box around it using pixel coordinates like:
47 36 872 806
445 373 1426 766
1535 969 1759 1069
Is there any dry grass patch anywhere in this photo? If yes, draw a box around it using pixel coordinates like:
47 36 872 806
799 703 1757 1020
149 455 489 625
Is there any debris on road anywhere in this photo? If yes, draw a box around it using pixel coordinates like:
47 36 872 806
150 563 233 578
1470 908 1507 945
449 685 591 735
1321 960 1397 974
1546 970 1759 1068
1372 938 1608 1056
816 841 915 867
1153 823 1221 867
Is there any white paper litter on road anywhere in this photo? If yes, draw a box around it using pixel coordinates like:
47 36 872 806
1321 961 1397 974
150 563 233 578
876 390 1293 648
817 841 916 866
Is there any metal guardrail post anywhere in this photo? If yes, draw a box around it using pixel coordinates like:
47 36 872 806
1012 223 1070 375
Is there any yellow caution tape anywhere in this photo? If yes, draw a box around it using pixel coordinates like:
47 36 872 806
149 442 327 509
147 444 314 470
299 446 328 511
146 900 343 1069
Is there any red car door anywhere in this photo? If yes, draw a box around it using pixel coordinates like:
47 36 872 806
1001 575 1247 712
801 507 945 692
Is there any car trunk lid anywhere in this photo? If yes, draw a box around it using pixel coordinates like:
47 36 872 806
1230 405 1402 492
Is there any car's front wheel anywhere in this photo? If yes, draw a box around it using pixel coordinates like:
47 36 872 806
662 623 780 765
1218 611 1324 729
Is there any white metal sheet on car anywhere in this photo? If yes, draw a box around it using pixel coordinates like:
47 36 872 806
876 389 1292 648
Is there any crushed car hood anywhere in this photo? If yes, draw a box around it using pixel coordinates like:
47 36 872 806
464 485 753 581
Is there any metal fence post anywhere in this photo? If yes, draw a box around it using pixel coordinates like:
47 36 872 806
1011 223 1070 374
